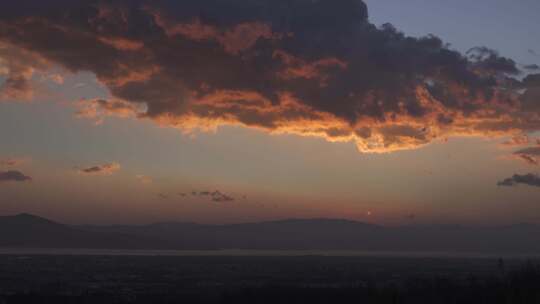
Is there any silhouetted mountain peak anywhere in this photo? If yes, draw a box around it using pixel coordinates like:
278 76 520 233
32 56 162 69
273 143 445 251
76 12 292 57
13 213 42 220
1 213 61 226
0 213 169 249
15 213 49 220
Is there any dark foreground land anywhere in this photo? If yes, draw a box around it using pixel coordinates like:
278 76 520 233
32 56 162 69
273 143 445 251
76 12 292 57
0 254 539 304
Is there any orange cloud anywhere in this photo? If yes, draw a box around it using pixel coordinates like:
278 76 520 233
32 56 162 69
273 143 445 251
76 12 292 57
500 135 533 147
152 13 283 55
97 36 144 51
273 50 348 87
1 1 539 154
75 98 145 125
0 42 51 101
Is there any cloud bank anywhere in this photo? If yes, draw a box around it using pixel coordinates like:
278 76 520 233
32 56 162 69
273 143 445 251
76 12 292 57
1 0 539 152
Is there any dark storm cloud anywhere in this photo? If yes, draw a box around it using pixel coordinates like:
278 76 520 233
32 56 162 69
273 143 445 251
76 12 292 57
0 0 537 152
520 74 540 114
498 173 540 188
0 170 32 182
466 47 519 75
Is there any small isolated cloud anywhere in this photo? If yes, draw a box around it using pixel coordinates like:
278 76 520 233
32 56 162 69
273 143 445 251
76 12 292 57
529 49 539 57
498 173 540 188
0 170 32 182
77 162 120 175
136 174 153 184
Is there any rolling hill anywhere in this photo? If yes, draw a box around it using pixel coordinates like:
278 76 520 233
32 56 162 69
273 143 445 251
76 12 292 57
2 214 540 253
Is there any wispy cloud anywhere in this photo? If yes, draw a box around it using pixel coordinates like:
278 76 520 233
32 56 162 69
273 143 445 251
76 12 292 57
0 157 30 167
512 146 540 166
157 193 169 200
500 135 533 148
209 191 235 202
75 98 144 125
0 42 51 102
186 190 236 202
136 174 153 184
77 162 121 176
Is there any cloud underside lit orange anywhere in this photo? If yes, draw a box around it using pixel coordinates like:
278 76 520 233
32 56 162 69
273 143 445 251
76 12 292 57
148 89 540 153
0 0 539 153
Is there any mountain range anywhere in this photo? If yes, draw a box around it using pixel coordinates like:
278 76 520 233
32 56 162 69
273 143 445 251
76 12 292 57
2 213 540 253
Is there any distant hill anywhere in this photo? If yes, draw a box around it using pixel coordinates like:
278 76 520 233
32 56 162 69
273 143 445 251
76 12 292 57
81 218 383 250
0 214 167 249
3 214 540 253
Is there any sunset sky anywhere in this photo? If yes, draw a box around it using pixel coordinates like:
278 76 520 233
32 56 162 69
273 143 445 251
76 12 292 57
1 0 539 225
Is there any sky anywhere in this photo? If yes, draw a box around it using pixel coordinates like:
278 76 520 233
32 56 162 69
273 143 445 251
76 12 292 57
0 0 539 225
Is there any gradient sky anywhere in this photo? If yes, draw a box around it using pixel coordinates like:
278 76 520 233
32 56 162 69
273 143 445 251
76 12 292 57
0 0 539 225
